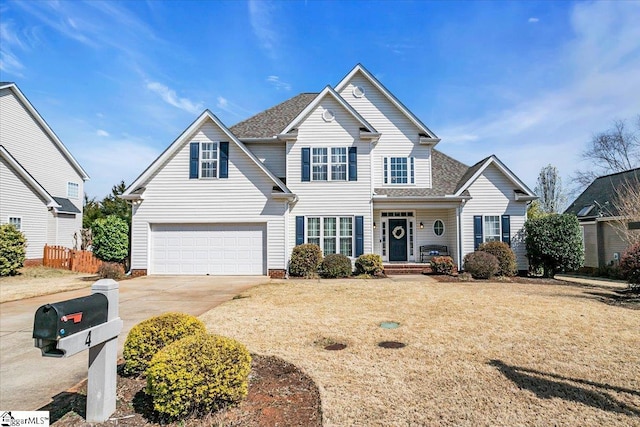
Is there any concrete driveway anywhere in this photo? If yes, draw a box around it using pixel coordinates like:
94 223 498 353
0 275 268 411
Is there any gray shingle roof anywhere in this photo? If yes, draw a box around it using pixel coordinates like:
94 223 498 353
230 93 318 139
52 197 81 214
454 156 490 194
564 168 640 218
375 149 469 197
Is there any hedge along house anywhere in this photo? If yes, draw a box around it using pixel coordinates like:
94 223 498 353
122 65 536 277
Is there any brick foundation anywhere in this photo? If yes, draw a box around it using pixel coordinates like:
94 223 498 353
268 269 287 279
24 258 43 267
130 269 148 277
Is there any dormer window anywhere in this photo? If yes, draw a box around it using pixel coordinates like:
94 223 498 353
383 157 415 184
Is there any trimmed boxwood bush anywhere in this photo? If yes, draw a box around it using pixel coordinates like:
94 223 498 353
320 253 352 278
146 333 251 418
289 244 323 277
123 312 206 376
463 251 499 279
478 241 517 276
0 224 26 276
430 256 455 275
355 254 384 276
620 243 640 289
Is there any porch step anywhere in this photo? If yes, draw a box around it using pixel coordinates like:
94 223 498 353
383 263 432 275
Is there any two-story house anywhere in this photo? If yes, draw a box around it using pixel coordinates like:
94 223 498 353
0 82 89 263
122 65 536 277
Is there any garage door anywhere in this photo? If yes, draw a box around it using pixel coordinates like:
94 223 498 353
151 224 266 275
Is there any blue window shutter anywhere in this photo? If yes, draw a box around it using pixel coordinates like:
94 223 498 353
219 142 229 178
189 142 199 179
296 216 305 245
473 216 483 250
355 216 364 257
301 148 310 182
348 147 357 181
501 215 511 246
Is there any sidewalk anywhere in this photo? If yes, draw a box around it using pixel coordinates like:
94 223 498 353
555 274 629 289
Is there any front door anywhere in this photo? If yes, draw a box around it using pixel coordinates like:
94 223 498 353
388 219 408 261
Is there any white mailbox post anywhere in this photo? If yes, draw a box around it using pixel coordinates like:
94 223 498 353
33 279 123 423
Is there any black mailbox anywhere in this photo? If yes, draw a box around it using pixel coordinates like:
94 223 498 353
33 293 109 341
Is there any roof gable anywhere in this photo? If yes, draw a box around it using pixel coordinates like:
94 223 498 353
454 155 536 198
229 93 317 139
565 168 640 218
122 110 290 198
281 86 377 134
0 83 89 180
0 145 59 208
334 64 439 140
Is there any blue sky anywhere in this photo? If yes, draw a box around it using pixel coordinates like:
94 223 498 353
1 0 639 200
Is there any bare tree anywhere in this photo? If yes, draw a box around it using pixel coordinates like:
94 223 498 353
572 116 640 191
535 164 566 213
611 176 640 247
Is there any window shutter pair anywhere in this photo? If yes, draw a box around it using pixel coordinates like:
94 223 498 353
189 142 229 179
295 215 364 257
301 147 357 181
473 215 511 249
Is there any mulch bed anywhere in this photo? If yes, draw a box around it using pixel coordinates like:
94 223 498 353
44 354 322 426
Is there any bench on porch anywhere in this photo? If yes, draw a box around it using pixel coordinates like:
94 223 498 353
420 245 449 263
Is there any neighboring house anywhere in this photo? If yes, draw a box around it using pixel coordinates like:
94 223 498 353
564 168 640 268
122 64 536 277
0 82 89 262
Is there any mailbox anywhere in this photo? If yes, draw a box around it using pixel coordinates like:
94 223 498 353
33 293 108 357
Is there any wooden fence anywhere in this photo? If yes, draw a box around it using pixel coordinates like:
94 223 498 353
43 245 103 274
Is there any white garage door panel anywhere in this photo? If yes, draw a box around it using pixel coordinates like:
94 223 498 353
151 224 265 275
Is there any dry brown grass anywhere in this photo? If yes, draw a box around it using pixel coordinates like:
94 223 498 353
0 266 94 303
200 276 640 426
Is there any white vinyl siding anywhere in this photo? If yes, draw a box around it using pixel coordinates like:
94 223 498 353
338 75 432 189
130 120 285 273
244 142 286 178
0 156 49 259
286 95 372 260
0 88 85 204
460 163 529 270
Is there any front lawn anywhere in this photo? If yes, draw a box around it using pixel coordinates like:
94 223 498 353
200 277 640 426
0 266 94 303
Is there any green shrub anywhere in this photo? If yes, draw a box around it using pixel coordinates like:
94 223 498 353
0 224 26 276
430 256 455 275
146 333 251 418
478 241 517 276
463 251 499 279
320 253 352 278
355 254 384 276
97 262 124 280
123 312 206 376
620 243 640 289
91 215 129 263
289 244 323 277
525 214 584 278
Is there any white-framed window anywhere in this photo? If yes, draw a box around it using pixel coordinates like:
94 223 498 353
67 182 79 198
311 147 348 181
307 216 354 256
484 215 501 242
200 142 219 178
331 147 347 180
9 217 21 231
433 219 445 236
383 157 415 184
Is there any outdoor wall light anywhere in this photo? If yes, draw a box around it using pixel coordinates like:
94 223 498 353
373 222 377 229
419 222 424 229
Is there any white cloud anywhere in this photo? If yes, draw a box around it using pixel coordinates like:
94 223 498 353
216 96 228 109
528 17 539 23
266 75 292 91
214 95 251 118
96 129 109 137
146 81 203 115
0 21 25 75
437 1 640 193
248 0 278 58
